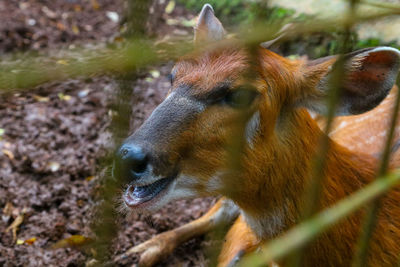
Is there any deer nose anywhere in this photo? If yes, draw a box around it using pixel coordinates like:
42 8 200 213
115 144 149 180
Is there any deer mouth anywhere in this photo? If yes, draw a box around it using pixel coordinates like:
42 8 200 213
123 176 175 208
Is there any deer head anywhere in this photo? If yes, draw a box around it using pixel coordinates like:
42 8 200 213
114 4 400 213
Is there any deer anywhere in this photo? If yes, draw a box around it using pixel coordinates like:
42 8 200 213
113 4 400 266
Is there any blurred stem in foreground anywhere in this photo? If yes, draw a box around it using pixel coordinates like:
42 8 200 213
114 0 153 144
286 1 359 266
90 0 151 264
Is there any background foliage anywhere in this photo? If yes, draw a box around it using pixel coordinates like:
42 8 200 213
180 0 400 58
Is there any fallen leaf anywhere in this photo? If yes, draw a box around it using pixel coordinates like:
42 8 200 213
106 11 119 23
16 239 24 245
150 70 160 78
42 6 57 19
24 237 37 245
26 19 36 26
165 0 175 14
33 95 49 102
86 259 98 267
2 149 14 160
5 208 27 243
2 202 13 216
77 199 85 207
78 89 90 98
2 202 13 223
72 25 80 34
47 161 60 172
91 0 100 10
58 93 72 101
56 22 66 31
85 176 95 182
52 235 92 249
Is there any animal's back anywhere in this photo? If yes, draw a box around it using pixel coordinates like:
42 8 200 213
317 86 400 265
316 85 400 167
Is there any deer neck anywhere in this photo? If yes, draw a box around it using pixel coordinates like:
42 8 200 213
229 108 376 239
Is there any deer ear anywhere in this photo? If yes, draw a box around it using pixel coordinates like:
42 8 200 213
304 47 400 116
194 4 226 44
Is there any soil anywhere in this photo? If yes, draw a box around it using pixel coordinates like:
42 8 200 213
0 1 214 266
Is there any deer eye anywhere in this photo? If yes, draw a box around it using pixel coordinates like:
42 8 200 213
223 87 258 109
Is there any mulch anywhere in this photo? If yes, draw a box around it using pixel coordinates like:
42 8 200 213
0 1 214 266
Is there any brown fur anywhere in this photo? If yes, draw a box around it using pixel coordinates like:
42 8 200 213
218 215 259 267
120 5 400 266
168 47 400 266
328 86 400 158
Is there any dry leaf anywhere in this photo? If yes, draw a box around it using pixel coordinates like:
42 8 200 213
2 202 13 223
42 6 57 19
24 237 37 245
150 70 160 78
2 202 13 216
2 149 14 160
106 11 119 23
77 199 85 207
56 22 66 31
91 0 100 10
5 208 27 242
52 235 92 249
86 259 98 267
33 95 49 102
26 19 36 26
78 89 90 98
72 25 80 34
58 93 72 101
85 176 95 182
47 161 60 172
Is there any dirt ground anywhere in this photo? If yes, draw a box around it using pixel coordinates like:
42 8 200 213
0 1 214 266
